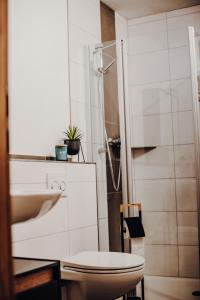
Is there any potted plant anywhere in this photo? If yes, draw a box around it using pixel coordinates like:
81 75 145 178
64 125 83 155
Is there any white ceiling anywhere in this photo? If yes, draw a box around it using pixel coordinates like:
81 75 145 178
101 0 200 19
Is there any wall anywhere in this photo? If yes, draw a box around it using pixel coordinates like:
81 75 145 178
9 0 109 251
128 5 200 281
11 160 98 259
9 0 70 156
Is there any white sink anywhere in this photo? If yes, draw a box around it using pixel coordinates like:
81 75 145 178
11 189 62 224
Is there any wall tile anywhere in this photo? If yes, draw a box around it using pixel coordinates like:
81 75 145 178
133 146 174 179
12 232 70 260
135 179 176 212
178 212 199 245
176 178 197 211
171 78 193 112
173 111 194 145
129 81 171 116
144 245 178 276
169 46 191 80
12 195 68 242
97 180 108 219
98 218 109 251
68 181 97 230
128 19 168 54
143 212 177 245
69 225 98 256
70 62 89 104
131 114 173 147
68 0 100 39
69 23 98 66
179 246 199 278
174 144 195 178
128 50 170 85
67 163 96 182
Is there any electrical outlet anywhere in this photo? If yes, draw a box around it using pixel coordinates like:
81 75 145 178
47 172 67 197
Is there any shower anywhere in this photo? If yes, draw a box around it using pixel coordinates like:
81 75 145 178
93 40 121 192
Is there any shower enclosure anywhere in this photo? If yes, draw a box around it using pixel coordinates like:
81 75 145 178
89 21 200 299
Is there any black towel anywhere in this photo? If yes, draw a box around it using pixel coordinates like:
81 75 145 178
124 217 145 238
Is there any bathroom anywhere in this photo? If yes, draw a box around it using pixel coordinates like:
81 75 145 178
1 0 200 299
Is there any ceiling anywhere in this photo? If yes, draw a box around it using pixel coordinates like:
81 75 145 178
101 0 200 19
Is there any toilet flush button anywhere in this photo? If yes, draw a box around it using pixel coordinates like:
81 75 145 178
47 172 67 197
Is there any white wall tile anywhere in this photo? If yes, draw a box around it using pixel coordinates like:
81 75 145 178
98 218 109 251
68 181 97 230
167 27 189 48
143 212 177 245
97 180 108 219
9 0 70 156
128 50 170 85
174 144 195 178
68 0 100 39
12 232 70 260
178 212 199 245
131 114 173 147
133 146 174 179
129 81 171 116
71 100 89 143
171 78 193 112
128 19 168 54
173 111 194 145
70 62 89 104
69 225 98 256
179 246 199 278
144 245 178 276
135 179 176 212
176 178 197 211
169 46 191 80
12 196 68 242
67 163 96 182
69 23 98 66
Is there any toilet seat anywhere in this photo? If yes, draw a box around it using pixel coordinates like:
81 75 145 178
62 251 145 275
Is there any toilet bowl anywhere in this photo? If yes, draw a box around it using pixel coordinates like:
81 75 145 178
61 251 145 300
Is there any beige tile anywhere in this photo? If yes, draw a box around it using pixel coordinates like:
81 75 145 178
171 78 193 112
133 146 174 179
176 178 197 211
173 111 194 145
169 46 191 80
174 144 195 178
128 50 170 85
143 212 177 245
179 246 199 278
130 81 171 116
178 212 198 246
144 245 178 276
135 179 176 212
98 218 109 251
131 113 173 147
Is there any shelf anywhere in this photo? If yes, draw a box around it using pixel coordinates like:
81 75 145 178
131 146 156 150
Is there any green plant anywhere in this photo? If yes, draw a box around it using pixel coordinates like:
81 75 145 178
64 125 83 141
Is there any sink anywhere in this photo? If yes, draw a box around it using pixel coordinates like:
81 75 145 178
11 189 62 224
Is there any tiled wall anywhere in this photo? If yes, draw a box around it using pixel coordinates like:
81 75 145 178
128 5 200 278
9 0 109 251
11 160 98 259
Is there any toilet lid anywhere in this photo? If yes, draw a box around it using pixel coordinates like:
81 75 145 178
62 251 144 271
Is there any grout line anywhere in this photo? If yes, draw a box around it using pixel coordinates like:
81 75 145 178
128 76 192 88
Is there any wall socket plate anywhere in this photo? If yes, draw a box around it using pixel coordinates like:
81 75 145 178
47 172 67 197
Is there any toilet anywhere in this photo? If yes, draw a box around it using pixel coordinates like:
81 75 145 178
61 251 145 300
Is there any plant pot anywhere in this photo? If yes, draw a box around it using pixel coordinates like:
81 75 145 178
64 139 80 155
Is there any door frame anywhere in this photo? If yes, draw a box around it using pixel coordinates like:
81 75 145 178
0 0 13 299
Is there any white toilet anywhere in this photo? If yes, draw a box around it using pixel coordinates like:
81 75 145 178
61 251 145 300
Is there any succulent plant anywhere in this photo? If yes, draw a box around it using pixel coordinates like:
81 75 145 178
64 125 83 141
